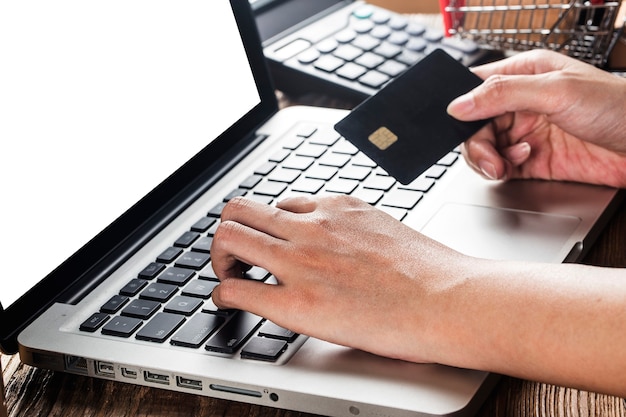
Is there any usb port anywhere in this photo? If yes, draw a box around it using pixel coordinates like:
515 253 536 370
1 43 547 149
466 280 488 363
144 370 170 385
121 367 138 379
95 361 115 378
176 376 203 390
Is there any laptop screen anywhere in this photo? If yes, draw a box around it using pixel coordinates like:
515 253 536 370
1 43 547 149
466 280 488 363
0 1 261 310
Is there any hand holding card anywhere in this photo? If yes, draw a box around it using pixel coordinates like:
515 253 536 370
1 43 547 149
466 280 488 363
334 49 490 185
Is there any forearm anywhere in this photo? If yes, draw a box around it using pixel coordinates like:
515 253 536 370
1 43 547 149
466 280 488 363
429 259 626 397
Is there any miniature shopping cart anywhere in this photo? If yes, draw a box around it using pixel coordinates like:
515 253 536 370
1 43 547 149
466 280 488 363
442 0 625 66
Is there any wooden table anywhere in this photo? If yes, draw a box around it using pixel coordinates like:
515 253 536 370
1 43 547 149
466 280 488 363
2 92 626 417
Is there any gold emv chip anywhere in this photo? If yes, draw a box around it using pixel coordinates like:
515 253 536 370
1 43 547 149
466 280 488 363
368 126 397 151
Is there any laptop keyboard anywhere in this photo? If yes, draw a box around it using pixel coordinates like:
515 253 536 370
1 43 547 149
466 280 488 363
79 121 460 363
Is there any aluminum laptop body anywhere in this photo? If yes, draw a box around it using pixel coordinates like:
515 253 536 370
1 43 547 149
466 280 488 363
0 1 621 417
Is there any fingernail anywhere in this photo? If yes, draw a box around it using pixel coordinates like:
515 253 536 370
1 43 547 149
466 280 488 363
447 93 475 118
506 142 531 164
478 160 498 180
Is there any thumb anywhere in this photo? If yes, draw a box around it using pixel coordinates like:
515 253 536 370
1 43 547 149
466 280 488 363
447 73 559 122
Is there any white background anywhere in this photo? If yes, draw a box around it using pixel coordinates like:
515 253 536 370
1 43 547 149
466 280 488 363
0 0 260 308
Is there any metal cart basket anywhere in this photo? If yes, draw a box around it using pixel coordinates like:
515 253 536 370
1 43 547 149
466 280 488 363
443 0 624 66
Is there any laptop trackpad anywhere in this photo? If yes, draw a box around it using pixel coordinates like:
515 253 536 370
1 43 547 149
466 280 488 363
421 203 581 262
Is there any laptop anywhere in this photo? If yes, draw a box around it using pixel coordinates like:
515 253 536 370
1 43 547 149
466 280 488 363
250 0 492 104
0 1 622 416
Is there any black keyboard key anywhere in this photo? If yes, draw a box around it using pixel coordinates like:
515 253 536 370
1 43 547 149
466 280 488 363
295 125 317 138
282 155 315 171
352 187 384 205
158 267 195 286
163 296 203 316
423 165 447 179
207 221 219 236
182 280 218 299
207 202 227 218
138 262 166 280
362 174 395 191
244 266 270 281
139 282 178 302
239 174 263 189
380 189 423 210
305 165 338 181
121 299 161 319
325 178 359 194
268 168 300 184
191 216 216 232
295 143 327 158
291 178 325 194
254 162 276 176
318 152 350 168
247 194 274 205
331 139 359 155
258 321 299 342
398 177 435 193
175 251 211 270
281 135 304 150
201 297 236 317
198 263 219 281
223 188 247 202
205 311 264 354
253 181 287 197
136 312 185 343
307 129 340 146
171 313 224 348
119 278 148 296
338 165 371 181
191 236 213 254
100 295 129 314
102 316 142 338
80 312 110 332
174 231 200 248
241 337 288 362
156 247 183 264
437 153 459 167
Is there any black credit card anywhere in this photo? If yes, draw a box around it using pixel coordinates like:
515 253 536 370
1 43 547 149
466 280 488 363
334 49 489 185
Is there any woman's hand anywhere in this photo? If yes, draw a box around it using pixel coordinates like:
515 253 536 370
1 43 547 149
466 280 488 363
448 50 626 188
210 195 468 363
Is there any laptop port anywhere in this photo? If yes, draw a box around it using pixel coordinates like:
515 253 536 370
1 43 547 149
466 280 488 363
144 370 170 385
95 361 115 378
65 356 88 375
209 384 262 398
176 376 203 391
121 367 138 379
